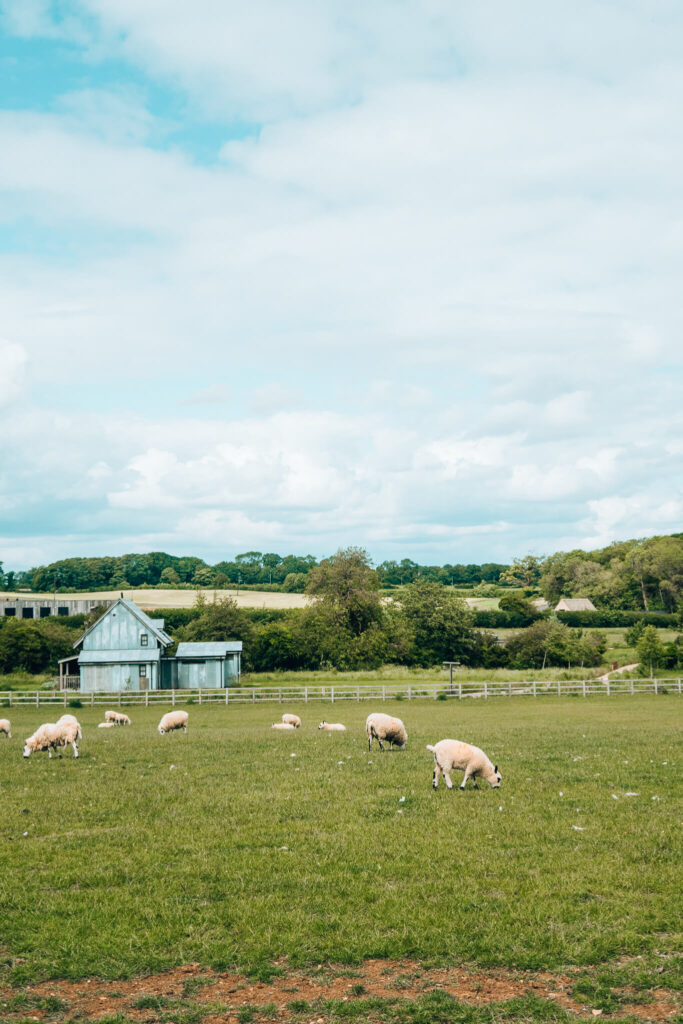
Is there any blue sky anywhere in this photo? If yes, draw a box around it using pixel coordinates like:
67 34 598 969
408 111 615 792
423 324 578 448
1 0 682 571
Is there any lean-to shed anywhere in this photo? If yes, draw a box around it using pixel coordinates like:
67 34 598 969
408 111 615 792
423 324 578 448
170 642 242 689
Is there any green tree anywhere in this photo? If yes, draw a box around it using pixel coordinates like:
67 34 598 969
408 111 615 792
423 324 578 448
499 555 543 588
398 581 475 667
192 567 216 587
159 567 181 586
636 625 664 677
306 547 382 637
498 592 539 624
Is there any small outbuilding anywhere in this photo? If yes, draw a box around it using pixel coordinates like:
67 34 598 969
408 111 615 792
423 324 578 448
554 597 597 612
165 642 242 689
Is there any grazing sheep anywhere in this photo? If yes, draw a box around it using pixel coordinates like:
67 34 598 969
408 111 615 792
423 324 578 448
0 718 11 739
282 713 301 728
158 710 189 735
318 721 346 732
272 722 296 730
98 722 116 729
365 712 408 752
427 739 501 791
23 722 79 759
56 714 82 740
104 711 131 726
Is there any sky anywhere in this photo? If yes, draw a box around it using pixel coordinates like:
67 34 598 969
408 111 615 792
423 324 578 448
1 0 682 572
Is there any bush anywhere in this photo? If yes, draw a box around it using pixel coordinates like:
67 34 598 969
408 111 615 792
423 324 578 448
556 610 677 628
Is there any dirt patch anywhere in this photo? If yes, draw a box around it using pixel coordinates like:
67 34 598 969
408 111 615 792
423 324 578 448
1 960 679 1023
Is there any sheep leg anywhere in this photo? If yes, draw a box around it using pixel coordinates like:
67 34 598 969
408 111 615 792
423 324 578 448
460 768 472 790
378 737 385 752
71 741 79 758
432 762 441 789
443 767 454 789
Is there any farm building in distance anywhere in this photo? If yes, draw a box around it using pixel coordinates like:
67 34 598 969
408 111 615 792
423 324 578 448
555 598 597 612
60 598 242 691
1 595 114 618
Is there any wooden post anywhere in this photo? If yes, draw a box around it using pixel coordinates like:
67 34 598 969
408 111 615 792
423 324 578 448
91 691 94 706
172 689 176 706
63 691 67 707
36 691 39 708
484 682 488 699
606 677 610 696
357 685 360 701
654 678 658 695
252 688 255 704
304 686 308 703
532 680 536 698
331 686 335 703
582 680 586 698
382 685 386 702
458 681 462 700
145 690 149 706
631 678 634 695
508 680 512 698
225 687 229 704
433 684 437 699
8 691 11 707
557 680 561 696
678 678 681 695
279 688 282 704
408 686 412 700
118 690 121 706
198 689 202 705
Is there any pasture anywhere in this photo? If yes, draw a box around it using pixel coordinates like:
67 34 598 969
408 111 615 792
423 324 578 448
0 697 680 1022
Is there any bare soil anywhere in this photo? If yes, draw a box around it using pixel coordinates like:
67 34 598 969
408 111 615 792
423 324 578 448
1 959 679 1022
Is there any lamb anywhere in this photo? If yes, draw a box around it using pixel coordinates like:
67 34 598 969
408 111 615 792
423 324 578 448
23 722 79 759
365 712 408 752
158 710 189 735
272 722 296 730
0 719 11 739
426 739 501 791
282 713 301 728
318 721 346 732
98 722 116 729
104 711 131 726
56 714 82 739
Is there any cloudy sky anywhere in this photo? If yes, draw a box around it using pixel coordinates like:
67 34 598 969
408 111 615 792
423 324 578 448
1 1 682 571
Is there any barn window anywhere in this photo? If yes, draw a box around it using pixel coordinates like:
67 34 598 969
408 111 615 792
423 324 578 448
4 607 16 616
58 607 69 616
140 633 148 646
22 608 34 618
139 665 147 678
40 607 51 618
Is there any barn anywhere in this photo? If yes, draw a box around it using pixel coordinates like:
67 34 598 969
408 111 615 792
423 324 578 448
554 597 597 612
71 598 242 692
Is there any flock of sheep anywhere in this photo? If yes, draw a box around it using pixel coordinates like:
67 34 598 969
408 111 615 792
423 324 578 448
2 708 501 790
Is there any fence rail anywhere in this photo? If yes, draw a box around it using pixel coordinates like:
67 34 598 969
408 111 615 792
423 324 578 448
2 677 681 707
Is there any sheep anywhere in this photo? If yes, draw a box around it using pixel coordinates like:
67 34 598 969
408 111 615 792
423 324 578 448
0 719 11 739
282 713 301 728
271 722 296 730
98 722 116 729
158 710 189 735
426 739 501 791
56 714 82 740
365 712 407 752
104 711 131 726
23 722 79 759
318 721 346 732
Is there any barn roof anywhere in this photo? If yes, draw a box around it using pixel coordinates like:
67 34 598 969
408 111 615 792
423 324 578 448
176 641 242 658
555 598 597 611
73 598 173 649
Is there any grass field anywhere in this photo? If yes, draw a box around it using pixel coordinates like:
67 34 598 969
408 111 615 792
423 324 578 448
1 696 680 1012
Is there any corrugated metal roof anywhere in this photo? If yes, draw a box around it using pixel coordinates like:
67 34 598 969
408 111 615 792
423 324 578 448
74 598 173 649
555 598 597 611
176 641 242 658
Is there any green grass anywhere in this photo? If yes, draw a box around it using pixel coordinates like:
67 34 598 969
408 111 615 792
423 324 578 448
0 698 680 985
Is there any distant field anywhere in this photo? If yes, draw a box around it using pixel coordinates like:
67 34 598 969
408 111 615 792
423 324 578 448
0 696 680 997
0 589 308 610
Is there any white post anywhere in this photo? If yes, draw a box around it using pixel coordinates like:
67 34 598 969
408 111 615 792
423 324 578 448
408 686 412 700
331 686 335 703
145 690 149 706
508 680 512 698
654 678 658 695
91 691 94 706
225 688 228 704
199 689 203 705
305 686 308 703
484 682 488 699
172 689 176 706
118 690 121 706
382 685 386 702
63 691 67 707
433 684 437 699
631 678 634 695
678 678 681 695
532 680 536 698
36 691 39 708
357 685 360 701
582 680 586 698
458 681 462 700
557 680 561 696
606 677 610 696
252 688 255 704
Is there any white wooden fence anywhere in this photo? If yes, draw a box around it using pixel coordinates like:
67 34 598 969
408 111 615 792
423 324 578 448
2 677 681 707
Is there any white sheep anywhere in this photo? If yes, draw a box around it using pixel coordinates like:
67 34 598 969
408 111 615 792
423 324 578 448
426 739 501 791
0 718 11 739
365 712 407 752
23 722 79 759
104 711 131 726
56 714 82 740
98 722 116 729
282 713 301 728
271 722 296 730
318 721 346 732
158 710 189 735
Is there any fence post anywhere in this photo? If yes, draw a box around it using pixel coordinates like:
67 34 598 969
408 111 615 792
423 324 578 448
557 680 561 696
484 682 488 700
408 686 412 700
198 689 202 705
331 686 335 703
36 690 39 708
582 680 586 698
278 688 282 704
91 691 94 706
631 678 634 695
654 678 658 695
678 678 681 695
606 678 610 696
63 691 67 707
118 690 121 706
357 685 360 701
252 688 255 704
172 689 176 706
508 680 512 698
8 691 11 707
433 684 437 699
532 680 536 698
305 687 308 703
382 685 386 702
458 681 462 700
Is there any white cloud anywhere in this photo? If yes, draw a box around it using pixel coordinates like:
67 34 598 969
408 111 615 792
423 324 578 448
0 340 27 406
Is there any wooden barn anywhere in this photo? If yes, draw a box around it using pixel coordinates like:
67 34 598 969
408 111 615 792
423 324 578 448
71 599 242 692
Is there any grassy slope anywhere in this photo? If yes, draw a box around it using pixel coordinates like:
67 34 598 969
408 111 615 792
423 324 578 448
0 697 680 984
